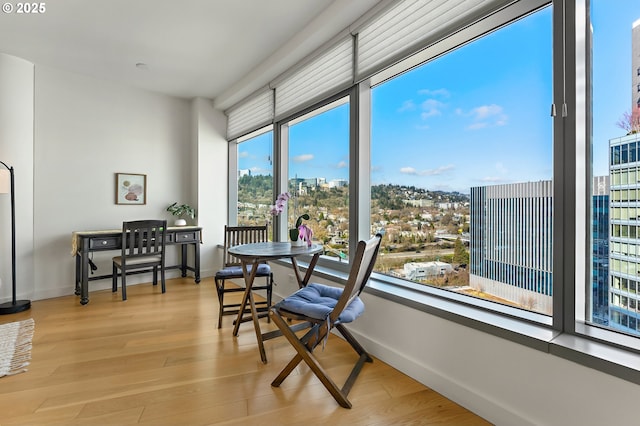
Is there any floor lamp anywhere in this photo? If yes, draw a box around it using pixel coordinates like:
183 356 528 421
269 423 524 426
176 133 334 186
0 161 30 314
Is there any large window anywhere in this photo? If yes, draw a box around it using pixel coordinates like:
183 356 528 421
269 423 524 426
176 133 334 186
370 7 553 315
226 0 640 385
236 129 273 227
589 0 640 336
282 97 350 260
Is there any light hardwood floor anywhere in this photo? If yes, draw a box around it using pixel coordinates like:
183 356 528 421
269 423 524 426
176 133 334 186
0 277 491 425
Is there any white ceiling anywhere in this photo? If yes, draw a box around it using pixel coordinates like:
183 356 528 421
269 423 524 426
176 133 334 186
0 0 381 109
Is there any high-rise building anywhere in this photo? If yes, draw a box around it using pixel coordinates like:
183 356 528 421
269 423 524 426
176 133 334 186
608 134 640 333
632 18 640 111
592 175 609 325
469 181 553 314
604 19 640 333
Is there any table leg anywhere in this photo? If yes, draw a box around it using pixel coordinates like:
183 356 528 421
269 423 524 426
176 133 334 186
248 289 267 364
231 260 268 363
180 245 187 277
80 249 89 305
194 241 201 283
75 254 81 296
291 253 321 288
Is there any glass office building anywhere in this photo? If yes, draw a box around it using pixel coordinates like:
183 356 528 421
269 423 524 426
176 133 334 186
470 181 553 314
609 134 640 333
592 175 609 326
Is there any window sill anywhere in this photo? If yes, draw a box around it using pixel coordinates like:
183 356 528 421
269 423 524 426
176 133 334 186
278 258 640 386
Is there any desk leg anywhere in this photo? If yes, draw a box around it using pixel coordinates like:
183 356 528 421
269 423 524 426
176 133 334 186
180 245 187 277
80 250 89 305
194 241 201 283
232 260 267 363
75 254 81 296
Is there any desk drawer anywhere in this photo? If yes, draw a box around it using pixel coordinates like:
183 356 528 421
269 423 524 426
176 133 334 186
89 236 121 249
174 231 199 243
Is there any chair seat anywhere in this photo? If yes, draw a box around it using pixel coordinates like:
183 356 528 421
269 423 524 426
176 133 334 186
276 283 365 324
215 263 271 278
113 254 162 267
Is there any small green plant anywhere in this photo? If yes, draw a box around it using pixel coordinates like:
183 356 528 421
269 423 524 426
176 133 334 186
166 202 196 219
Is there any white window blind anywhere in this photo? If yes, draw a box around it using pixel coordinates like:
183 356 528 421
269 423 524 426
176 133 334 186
226 88 274 140
354 0 512 81
274 36 353 120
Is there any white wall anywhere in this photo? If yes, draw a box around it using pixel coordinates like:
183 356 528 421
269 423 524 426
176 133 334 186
192 97 228 276
32 65 220 300
270 263 640 426
0 53 35 303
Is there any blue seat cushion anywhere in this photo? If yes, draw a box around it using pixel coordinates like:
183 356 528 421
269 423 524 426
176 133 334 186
276 283 364 324
215 264 271 278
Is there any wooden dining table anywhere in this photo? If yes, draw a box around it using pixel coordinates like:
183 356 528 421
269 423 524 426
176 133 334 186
228 241 323 363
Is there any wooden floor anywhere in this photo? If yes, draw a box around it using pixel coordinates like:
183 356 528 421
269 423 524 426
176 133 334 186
0 277 491 425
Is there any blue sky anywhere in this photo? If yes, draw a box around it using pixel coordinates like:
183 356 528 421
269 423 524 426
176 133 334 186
239 1 640 194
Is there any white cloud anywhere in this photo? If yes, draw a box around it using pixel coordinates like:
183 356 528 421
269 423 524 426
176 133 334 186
418 88 450 98
336 161 348 168
400 164 454 176
398 100 416 112
464 103 508 129
292 154 314 163
238 151 250 158
420 99 444 119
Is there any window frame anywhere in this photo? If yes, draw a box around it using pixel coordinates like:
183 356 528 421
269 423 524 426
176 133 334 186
225 0 640 386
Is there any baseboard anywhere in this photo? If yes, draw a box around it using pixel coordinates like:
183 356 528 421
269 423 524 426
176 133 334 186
346 328 535 426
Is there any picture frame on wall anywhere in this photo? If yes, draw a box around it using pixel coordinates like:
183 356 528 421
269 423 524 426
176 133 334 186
115 173 147 205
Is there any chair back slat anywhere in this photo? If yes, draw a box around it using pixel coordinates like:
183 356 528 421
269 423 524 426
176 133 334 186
329 233 382 324
223 224 269 267
121 220 167 260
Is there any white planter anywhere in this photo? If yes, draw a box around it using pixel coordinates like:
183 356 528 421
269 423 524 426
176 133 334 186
290 239 305 247
174 218 187 226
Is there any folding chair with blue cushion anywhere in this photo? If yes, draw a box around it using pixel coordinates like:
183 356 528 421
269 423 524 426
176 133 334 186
270 233 382 408
215 225 273 328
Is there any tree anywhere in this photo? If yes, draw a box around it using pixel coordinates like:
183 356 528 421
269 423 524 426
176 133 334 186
616 109 640 135
452 237 469 265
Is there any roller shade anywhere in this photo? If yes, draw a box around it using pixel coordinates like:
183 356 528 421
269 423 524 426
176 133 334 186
354 0 513 81
226 87 274 140
274 36 353 120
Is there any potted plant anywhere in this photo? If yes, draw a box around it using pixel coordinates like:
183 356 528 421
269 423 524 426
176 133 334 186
166 202 196 226
270 192 313 246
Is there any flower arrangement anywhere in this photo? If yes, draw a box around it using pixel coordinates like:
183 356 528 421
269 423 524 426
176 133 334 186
270 192 313 246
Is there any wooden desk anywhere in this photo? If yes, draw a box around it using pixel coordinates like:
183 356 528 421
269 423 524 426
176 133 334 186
72 226 202 305
228 242 322 363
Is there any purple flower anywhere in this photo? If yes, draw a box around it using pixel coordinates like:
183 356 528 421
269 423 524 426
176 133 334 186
298 224 313 247
270 192 291 216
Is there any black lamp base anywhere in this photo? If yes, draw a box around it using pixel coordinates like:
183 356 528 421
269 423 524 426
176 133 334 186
0 299 31 315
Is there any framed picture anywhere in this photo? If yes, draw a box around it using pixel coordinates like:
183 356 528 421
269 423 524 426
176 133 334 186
115 173 147 205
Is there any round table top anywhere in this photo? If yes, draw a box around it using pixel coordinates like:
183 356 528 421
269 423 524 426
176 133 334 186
228 241 323 260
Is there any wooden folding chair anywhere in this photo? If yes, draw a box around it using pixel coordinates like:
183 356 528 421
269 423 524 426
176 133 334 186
270 233 382 408
214 225 273 328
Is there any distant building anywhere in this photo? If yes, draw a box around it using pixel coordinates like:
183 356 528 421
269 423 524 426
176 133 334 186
592 175 609 325
404 261 453 281
328 179 347 188
238 169 251 177
608 134 640 333
632 18 640 111
403 199 434 207
470 181 553 314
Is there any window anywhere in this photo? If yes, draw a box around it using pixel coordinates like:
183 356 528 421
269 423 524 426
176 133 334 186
225 0 640 386
370 6 553 315
235 129 274 227
281 97 350 260
588 0 640 336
